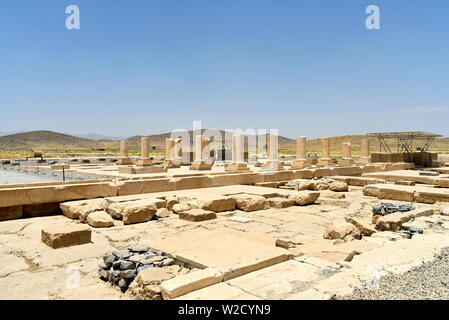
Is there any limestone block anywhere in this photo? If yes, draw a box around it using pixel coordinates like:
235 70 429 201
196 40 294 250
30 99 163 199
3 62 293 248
60 198 109 221
23 203 61 218
232 194 269 212
87 211 114 228
375 208 434 231
267 197 295 208
161 268 223 299
328 181 349 192
189 162 212 171
41 224 91 249
156 208 171 218
108 199 157 224
345 217 376 236
179 209 217 222
288 191 320 206
0 206 23 221
172 203 191 213
129 267 175 300
323 221 361 241
180 195 237 212
225 163 250 172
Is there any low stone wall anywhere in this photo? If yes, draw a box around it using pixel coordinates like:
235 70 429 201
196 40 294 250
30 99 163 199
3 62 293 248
0 162 414 221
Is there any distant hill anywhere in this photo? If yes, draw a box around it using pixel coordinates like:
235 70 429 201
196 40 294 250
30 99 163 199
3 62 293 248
0 130 101 150
0 130 447 156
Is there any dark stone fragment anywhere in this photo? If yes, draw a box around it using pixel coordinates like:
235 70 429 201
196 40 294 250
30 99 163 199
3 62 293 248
112 250 131 259
120 270 137 279
128 245 150 253
103 254 117 267
120 261 136 270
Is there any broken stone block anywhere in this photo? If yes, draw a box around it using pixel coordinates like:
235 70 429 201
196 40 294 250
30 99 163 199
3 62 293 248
160 268 223 299
375 208 434 231
232 194 269 212
60 198 109 221
179 209 217 222
288 191 320 206
41 224 91 249
345 217 376 236
180 195 236 212
328 181 349 192
87 211 114 228
108 199 157 225
172 203 191 214
165 196 179 210
129 267 175 300
267 197 295 208
155 208 171 218
0 206 23 221
323 221 361 241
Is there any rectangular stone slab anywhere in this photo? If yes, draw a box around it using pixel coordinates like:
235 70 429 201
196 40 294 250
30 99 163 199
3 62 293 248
363 184 449 203
148 230 291 280
41 224 91 249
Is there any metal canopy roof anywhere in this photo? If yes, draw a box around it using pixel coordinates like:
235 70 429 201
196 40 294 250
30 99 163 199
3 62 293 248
366 131 442 153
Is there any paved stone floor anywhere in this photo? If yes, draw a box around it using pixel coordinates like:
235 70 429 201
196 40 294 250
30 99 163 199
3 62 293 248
1 185 449 300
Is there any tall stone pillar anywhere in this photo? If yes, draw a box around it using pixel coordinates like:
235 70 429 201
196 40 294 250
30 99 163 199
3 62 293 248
261 134 284 171
226 134 249 172
117 140 132 165
190 135 212 170
339 142 354 166
291 136 312 169
136 137 153 166
317 137 335 166
118 136 167 174
163 138 181 168
360 138 371 164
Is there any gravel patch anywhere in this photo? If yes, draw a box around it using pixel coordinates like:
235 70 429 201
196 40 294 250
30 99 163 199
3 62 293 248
0 166 93 184
344 247 449 300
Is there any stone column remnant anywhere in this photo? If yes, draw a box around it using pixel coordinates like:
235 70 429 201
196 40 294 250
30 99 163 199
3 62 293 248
291 136 312 169
136 137 153 166
117 140 132 165
261 134 284 171
226 134 249 172
317 137 335 166
190 135 212 170
360 138 371 164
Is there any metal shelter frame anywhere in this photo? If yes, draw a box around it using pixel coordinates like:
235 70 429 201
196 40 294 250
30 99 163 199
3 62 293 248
366 131 442 153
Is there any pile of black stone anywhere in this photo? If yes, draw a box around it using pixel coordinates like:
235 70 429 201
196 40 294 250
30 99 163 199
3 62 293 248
98 246 174 292
372 203 415 216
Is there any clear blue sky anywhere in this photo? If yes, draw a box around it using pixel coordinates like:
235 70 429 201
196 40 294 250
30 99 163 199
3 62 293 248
1 0 448 139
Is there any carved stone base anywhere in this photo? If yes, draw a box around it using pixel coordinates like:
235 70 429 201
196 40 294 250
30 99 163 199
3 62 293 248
117 158 133 165
338 159 355 166
225 163 250 172
357 157 371 164
136 159 154 166
291 159 313 169
189 162 212 171
317 159 336 166
261 162 284 171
